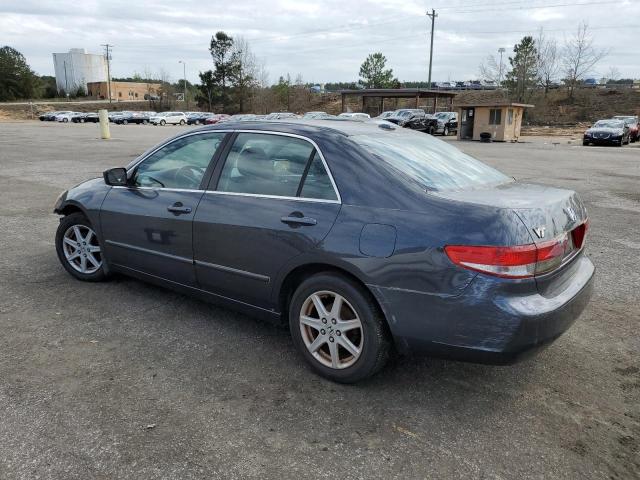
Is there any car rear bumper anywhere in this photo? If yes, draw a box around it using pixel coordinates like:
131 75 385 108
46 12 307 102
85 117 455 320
369 254 595 364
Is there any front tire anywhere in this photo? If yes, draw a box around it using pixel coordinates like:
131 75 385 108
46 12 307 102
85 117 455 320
55 213 107 282
289 273 391 383
160 120 166 126
443 126 449 136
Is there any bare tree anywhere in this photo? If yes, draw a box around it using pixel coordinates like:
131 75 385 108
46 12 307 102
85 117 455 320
231 36 258 113
479 55 502 84
536 28 560 95
562 22 608 100
605 66 620 82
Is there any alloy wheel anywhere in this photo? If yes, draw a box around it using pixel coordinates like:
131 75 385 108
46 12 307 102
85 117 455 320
299 290 363 369
62 224 102 274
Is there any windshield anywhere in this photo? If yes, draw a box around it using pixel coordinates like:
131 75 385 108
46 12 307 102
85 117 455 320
351 133 510 191
594 120 623 128
435 112 450 120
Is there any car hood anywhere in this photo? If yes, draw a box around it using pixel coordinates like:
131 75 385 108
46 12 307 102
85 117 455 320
586 127 623 134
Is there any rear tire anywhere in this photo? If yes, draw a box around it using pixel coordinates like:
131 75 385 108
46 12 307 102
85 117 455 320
55 213 107 282
180 119 186 125
160 120 166 126
443 126 449 136
288 273 391 383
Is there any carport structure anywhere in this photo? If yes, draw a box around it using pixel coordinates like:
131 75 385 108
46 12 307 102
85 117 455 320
339 88 457 117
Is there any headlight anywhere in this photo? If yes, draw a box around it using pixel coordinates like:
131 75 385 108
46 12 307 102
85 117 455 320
53 190 67 212
584 132 591 137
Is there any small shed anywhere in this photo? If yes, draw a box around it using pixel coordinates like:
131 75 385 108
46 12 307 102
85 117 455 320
454 102 534 142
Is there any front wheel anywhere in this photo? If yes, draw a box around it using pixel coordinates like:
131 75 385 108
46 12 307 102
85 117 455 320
160 120 166 126
289 273 391 383
55 213 107 282
443 126 449 136
62 118 68 123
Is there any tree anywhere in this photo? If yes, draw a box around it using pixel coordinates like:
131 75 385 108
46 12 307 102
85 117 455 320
479 54 502 85
358 53 395 88
230 36 258 113
274 74 292 111
0 46 39 101
562 23 608 100
504 36 538 102
197 70 217 111
536 29 560 95
209 31 238 111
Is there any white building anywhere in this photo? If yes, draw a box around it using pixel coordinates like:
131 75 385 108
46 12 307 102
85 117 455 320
52 48 107 94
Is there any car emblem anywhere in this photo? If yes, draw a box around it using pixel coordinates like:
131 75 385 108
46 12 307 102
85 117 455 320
533 226 546 239
564 206 577 222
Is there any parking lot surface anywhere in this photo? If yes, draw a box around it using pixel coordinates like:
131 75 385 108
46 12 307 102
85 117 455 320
0 122 638 479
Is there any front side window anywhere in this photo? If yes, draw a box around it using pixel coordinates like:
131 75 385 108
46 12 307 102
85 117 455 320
351 132 510 191
489 109 502 125
216 133 338 200
133 132 226 189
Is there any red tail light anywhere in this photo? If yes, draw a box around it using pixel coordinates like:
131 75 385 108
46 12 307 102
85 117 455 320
445 221 589 279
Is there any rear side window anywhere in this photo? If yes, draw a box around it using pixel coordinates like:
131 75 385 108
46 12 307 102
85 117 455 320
351 132 510 191
216 133 338 201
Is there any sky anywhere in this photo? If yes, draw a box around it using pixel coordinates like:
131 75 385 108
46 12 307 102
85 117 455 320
2 0 638 85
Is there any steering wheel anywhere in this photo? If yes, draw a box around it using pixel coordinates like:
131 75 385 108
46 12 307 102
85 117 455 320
175 165 205 188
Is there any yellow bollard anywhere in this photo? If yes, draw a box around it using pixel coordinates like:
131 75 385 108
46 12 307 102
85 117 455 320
99 109 111 139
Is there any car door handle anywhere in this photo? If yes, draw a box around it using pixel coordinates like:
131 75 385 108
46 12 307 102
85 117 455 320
167 203 192 215
281 215 317 226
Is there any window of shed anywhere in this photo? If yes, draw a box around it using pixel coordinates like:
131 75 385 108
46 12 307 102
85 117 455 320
489 109 502 125
507 109 514 125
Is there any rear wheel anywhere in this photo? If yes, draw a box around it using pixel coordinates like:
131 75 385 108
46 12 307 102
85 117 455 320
63 118 68 123
180 119 186 125
443 126 449 136
289 273 391 383
160 120 166 126
427 125 435 135
123 119 128 125
55 213 107 282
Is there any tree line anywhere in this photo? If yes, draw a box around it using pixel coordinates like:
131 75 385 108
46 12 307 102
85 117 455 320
480 23 610 102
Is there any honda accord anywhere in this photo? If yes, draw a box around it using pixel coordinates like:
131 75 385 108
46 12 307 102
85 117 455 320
53 120 594 383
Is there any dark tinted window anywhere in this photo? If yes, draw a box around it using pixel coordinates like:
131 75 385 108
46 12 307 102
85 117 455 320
217 133 313 197
133 132 225 189
299 152 338 201
489 109 502 125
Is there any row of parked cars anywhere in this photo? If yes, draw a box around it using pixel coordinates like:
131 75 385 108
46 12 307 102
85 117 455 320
583 115 639 146
38 108 458 136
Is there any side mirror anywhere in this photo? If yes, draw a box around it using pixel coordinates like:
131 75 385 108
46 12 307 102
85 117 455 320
103 167 128 186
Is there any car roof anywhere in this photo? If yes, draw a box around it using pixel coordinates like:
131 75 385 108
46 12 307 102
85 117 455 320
195 118 415 137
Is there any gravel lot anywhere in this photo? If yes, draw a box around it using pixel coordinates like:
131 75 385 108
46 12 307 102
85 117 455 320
0 121 638 480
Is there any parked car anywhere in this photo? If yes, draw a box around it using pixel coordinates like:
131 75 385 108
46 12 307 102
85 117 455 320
374 111 396 119
54 120 593 383
149 112 187 126
108 111 133 123
55 112 80 123
187 112 214 125
384 109 430 131
204 114 230 125
265 112 299 120
337 112 370 120
39 111 66 121
113 112 134 125
583 119 630 146
612 115 639 143
434 111 458 136
70 112 90 123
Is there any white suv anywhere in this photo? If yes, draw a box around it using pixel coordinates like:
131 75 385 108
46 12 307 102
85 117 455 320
150 112 187 126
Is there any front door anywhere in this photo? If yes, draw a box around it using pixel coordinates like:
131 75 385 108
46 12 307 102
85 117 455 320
100 131 228 286
193 132 341 309
461 108 474 139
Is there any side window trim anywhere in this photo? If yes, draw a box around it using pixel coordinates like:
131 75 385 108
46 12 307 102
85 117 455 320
206 130 341 204
295 148 318 197
124 130 233 191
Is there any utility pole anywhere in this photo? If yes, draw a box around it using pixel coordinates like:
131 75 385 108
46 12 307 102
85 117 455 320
426 9 438 89
101 44 113 103
178 60 186 106
498 47 506 88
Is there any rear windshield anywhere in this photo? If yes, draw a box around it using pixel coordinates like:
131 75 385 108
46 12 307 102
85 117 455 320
351 133 510 191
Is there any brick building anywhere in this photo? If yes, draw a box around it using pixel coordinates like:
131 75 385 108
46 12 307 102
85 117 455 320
87 81 162 101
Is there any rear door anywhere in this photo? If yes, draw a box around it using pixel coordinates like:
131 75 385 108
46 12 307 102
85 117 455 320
193 131 341 309
100 131 228 286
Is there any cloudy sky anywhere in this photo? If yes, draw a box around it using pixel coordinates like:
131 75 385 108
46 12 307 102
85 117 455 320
2 0 638 85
